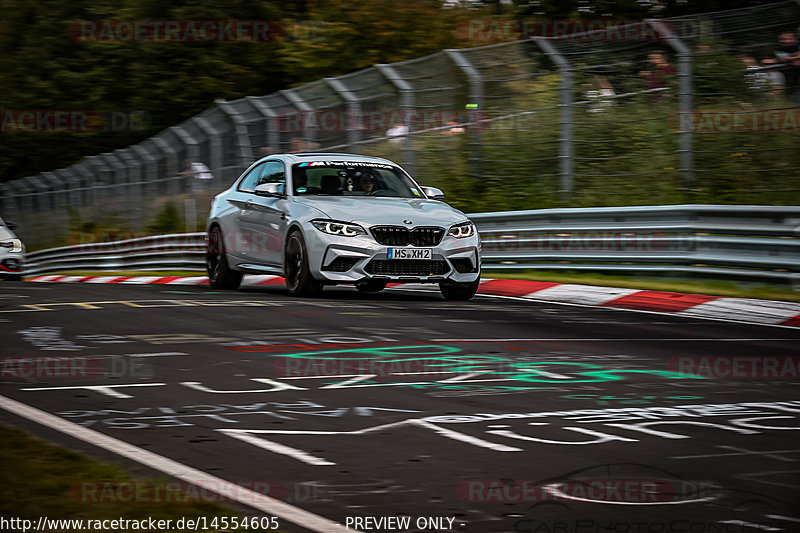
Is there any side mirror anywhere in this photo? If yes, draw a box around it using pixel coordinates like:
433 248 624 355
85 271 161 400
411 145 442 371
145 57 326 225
254 182 285 198
5 220 17 231
421 186 444 200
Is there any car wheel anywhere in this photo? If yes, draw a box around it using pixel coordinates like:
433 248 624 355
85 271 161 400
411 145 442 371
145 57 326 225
356 280 387 293
439 279 480 301
285 231 322 297
207 226 243 290
1 274 22 282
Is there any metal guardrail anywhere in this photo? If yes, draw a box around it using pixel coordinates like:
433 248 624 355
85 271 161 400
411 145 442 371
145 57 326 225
24 233 206 275
22 205 800 281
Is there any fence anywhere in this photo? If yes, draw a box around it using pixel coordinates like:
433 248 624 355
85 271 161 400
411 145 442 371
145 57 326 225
2 1 800 251
23 205 800 283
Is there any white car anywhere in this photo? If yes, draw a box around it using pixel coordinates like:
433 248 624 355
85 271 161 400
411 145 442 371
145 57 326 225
206 153 481 299
0 215 24 281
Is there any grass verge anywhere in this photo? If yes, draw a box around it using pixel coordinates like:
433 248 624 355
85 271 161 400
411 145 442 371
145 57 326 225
0 424 276 532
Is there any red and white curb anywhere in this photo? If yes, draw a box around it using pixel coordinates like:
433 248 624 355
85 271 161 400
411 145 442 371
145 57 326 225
25 274 800 328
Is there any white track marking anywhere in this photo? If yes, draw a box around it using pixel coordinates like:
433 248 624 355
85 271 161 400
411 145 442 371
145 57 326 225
767 515 800 524
431 337 796 342
463 292 800 330
0 394 357 533
120 276 162 284
240 275 279 286
522 284 640 305
543 483 714 505
83 276 124 283
20 383 165 399
675 298 800 325
219 430 335 466
718 520 781 531
166 276 209 285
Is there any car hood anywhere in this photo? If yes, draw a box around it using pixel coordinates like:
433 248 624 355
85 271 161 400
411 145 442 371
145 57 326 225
0 226 16 241
293 196 467 227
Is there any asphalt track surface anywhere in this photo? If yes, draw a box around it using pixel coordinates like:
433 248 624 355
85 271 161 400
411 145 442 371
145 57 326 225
2 281 800 533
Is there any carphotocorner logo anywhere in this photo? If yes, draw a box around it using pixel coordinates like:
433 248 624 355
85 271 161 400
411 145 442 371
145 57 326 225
456 18 668 43
0 110 151 133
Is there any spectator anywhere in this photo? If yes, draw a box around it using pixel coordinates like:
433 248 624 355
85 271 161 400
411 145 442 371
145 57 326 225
763 32 800 101
442 121 465 134
288 137 320 153
181 159 214 192
585 75 617 113
386 123 409 143
639 50 676 91
740 55 785 96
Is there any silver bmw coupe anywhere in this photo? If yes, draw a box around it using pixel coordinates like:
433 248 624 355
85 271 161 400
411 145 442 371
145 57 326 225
206 153 481 299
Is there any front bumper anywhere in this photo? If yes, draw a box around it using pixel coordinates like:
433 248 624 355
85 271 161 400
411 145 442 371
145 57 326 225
0 255 24 275
304 228 480 284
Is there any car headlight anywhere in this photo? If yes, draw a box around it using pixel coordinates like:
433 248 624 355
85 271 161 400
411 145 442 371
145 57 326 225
448 222 475 239
311 220 366 237
0 239 22 253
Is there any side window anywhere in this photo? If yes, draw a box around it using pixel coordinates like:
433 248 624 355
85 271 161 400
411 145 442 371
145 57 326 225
238 163 266 192
259 161 286 186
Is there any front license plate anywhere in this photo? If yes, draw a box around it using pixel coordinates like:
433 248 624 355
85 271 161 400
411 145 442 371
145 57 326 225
387 248 433 259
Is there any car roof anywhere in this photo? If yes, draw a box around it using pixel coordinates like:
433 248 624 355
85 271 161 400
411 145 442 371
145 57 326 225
263 153 397 165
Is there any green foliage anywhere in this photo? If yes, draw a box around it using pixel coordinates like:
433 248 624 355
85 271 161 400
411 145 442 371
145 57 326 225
0 0 469 182
147 201 183 234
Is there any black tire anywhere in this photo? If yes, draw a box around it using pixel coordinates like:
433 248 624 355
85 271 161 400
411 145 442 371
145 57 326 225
284 231 322 297
1 274 22 282
206 226 243 290
356 280 387 293
439 279 480 301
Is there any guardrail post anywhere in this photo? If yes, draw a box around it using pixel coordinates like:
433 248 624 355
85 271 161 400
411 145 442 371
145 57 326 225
0 183 19 225
376 64 415 174
649 19 693 198
192 116 224 190
217 100 255 166
536 39 574 203
445 49 484 181
281 89 316 152
246 96 280 157
151 136 180 196
325 77 362 154
116 149 143 231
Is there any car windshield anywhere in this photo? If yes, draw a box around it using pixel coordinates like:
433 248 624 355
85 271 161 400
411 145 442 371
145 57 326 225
291 161 424 198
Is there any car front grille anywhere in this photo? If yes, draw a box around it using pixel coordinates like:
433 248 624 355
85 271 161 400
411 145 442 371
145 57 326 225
365 259 450 276
370 226 445 246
